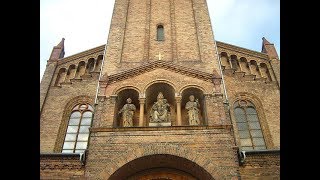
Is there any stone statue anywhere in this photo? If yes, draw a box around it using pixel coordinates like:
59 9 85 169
150 92 170 122
185 95 200 125
118 98 136 127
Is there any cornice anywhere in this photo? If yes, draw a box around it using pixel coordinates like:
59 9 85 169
40 153 86 170
90 124 233 132
106 60 221 84
57 44 106 65
216 41 269 60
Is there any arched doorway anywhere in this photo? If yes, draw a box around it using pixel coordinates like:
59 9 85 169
109 154 214 180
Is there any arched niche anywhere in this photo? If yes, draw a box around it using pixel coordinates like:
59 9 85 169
85 58 95 74
55 68 66 86
75 61 86 79
260 63 272 81
181 87 205 126
145 82 176 126
230 55 239 72
65 64 76 82
220 52 230 69
94 55 103 72
250 60 261 78
239 57 250 74
114 89 140 127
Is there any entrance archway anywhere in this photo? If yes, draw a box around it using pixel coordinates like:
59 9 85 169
109 154 214 180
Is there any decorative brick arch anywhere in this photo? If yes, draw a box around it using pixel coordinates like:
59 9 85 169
229 92 274 149
53 95 94 152
112 85 142 96
143 79 177 94
97 145 224 179
179 84 207 94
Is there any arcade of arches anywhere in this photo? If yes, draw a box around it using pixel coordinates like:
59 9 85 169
114 82 206 127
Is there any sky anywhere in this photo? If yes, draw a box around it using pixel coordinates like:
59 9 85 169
40 0 280 81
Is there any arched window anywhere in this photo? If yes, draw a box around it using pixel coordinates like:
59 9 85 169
234 100 266 150
157 25 164 41
62 104 93 153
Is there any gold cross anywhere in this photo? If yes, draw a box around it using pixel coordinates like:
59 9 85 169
155 52 164 60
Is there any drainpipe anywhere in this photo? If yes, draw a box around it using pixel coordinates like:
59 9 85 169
239 149 280 165
212 40 240 163
213 40 229 104
94 43 108 105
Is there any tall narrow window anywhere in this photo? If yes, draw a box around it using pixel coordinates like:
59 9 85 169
234 100 266 150
157 25 164 41
62 104 93 153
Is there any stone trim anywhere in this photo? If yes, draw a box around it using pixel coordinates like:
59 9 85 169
106 60 221 84
90 125 233 132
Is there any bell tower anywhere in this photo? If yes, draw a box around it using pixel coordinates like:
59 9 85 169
102 0 220 75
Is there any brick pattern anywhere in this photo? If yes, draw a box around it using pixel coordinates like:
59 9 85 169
40 155 85 179
40 61 57 112
85 128 239 179
225 76 280 148
102 0 220 76
240 153 280 179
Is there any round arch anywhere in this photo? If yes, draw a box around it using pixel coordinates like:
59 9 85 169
114 88 140 127
144 81 176 126
112 85 142 96
229 92 274 149
109 154 215 180
143 79 177 93
180 86 206 126
53 95 94 152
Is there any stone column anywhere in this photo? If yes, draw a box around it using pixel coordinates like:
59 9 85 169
175 96 182 126
228 56 232 69
248 62 253 75
139 98 146 127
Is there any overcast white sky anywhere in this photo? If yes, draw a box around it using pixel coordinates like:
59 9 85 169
40 0 280 81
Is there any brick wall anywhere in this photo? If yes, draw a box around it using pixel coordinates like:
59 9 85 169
85 127 240 179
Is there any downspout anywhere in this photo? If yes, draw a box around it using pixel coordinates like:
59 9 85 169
213 40 240 163
213 40 229 104
94 43 107 105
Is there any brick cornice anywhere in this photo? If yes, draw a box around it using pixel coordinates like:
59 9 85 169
57 44 105 65
239 150 280 167
216 41 269 60
40 153 85 170
106 60 222 84
90 125 233 132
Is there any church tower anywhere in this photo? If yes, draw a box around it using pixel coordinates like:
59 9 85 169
40 0 280 179
90 0 236 179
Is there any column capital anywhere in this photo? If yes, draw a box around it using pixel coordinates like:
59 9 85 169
175 96 182 103
139 97 146 104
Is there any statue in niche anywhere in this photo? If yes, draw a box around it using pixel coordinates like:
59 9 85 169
150 92 171 122
118 98 136 127
185 95 200 125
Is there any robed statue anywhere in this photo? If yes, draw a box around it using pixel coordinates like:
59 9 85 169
149 92 170 122
185 95 200 125
118 98 136 127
